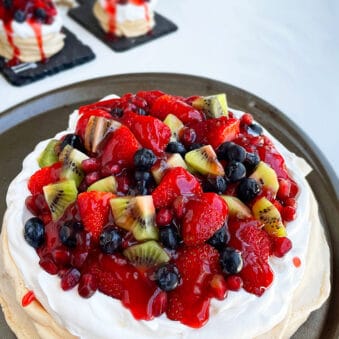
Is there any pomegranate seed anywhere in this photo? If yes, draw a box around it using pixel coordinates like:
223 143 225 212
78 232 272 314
33 194 49 213
150 290 167 317
39 257 58 275
273 200 283 213
172 196 187 219
101 163 121 176
71 251 89 269
78 273 98 298
226 276 243 291
277 179 291 200
281 206 296 222
285 197 297 209
180 127 196 147
272 237 292 258
52 248 71 266
40 213 52 225
61 268 81 291
185 95 200 105
25 196 39 215
85 171 101 186
156 208 173 227
210 274 228 300
82 158 100 173
289 181 299 198
241 113 253 126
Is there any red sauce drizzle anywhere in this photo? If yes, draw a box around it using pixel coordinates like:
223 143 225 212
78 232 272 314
22 290 36 307
293 257 301 268
105 0 117 34
28 19 45 62
3 21 21 66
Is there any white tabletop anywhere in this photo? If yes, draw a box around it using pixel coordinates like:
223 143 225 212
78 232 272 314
1 0 338 179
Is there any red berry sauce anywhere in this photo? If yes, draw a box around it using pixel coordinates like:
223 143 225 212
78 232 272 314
24 90 300 328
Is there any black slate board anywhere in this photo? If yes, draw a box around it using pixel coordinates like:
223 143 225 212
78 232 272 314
0 27 95 86
69 0 178 52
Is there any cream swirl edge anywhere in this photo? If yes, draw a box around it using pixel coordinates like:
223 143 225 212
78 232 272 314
0 105 330 339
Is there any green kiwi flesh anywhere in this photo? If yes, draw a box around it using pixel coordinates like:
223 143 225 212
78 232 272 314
185 145 225 176
250 161 279 196
221 195 252 219
152 153 187 183
87 176 117 193
123 240 170 267
38 139 59 168
43 180 78 221
110 195 158 241
163 114 184 141
192 94 228 118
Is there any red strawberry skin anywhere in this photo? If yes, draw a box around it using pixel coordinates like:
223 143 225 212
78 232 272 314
192 117 240 149
28 161 62 195
77 191 115 242
76 109 113 140
100 126 140 168
150 95 204 124
121 111 171 155
167 244 220 328
228 219 274 296
182 193 228 246
152 167 203 209
136 90 165 107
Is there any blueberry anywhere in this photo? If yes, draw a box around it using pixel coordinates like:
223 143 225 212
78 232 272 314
14 10 26 23
219 247 243 274
188 143 204 151
3 0 12 9
99 228 122 254
166 141 187 156
24 217 45 248
60 133 85 153
247 123 263 136
135 107 146 115
217 142 246 162
216 142 234 160
225 161 246 182
110 107 124 118
203 176 227 194
244 152 260 174
237 177 261 202
59 222 77 248
207 224 229 250
134 148 157 170
159 225 180 250
34 8 47 20
134 170 151 184
136 180 148 195
155 264 180 291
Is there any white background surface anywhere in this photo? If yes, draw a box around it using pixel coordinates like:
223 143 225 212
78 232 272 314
0 0 338 178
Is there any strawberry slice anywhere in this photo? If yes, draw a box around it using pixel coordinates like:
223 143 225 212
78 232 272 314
150 95 204 124
152 167 202 209
121 111 171 155
27 161 62 195
77 191 115 242
182 193 228 246
167 244 220 328
228 219 273 296
136 90 165 107
192 117 240 149
100 126 140 168
76 109 113 140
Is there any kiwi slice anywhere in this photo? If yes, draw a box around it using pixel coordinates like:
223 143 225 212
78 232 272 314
59 145 89 187
84 115 121 153
110 195 158 241
152 153 187 183
87 176 117 193
252 197 286 237
43 180 78 221
192 94 228 118
38 139 59 168
185 145 225 176
250 161 279 196
123 240 170 267
163 114 184 141
221 195 252 219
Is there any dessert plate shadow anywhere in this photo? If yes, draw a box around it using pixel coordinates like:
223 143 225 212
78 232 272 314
0 73 338 339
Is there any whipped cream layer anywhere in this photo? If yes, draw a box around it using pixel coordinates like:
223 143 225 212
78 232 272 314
3 104 330 339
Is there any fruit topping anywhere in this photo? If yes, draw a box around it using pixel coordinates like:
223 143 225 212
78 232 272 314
152 153 187 183
181 193 228 246
59 222 77 248
207 224 229 250
185 145 225 176
202 175 227 194
110 195 158 241
24 217 45 248
152 167 202 209
99 227 123 254
216 141 246 162
247 123 263 136
87 176 117 193
43 180 78 221
77 191 115 241
123 240 170 267
159 224 181 250
250 161 279 196
38 139 59 168
134 148 157 171
192 94 228 118
252 197 287 237
163 114 184 141
221 195 252 219
225 161 246 182
155 264 180 291
237 177 262 203
165 141 187 156
219 247 243 275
